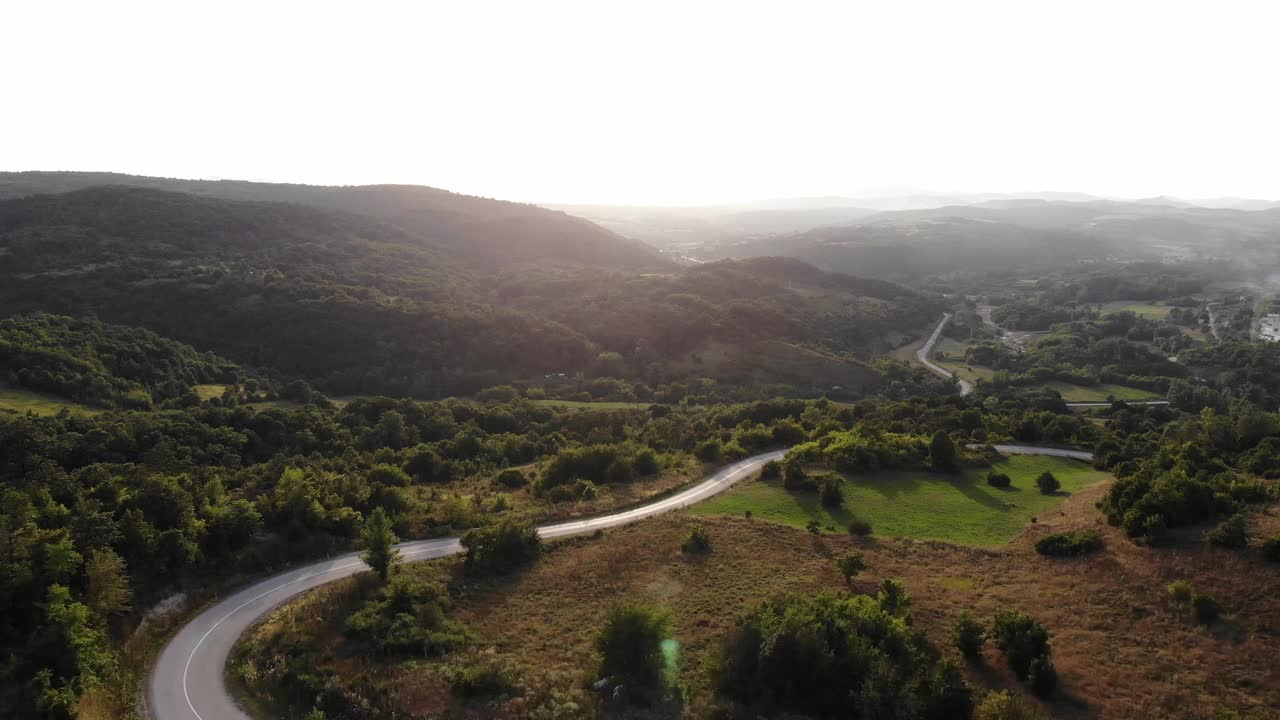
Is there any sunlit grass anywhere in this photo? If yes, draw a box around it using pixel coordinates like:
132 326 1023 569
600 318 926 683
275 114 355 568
691 455 1112 546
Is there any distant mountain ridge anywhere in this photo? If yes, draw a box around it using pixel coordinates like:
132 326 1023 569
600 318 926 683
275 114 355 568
0 171 673 272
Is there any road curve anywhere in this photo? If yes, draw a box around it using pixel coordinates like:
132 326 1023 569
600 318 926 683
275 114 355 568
916 313 975 396
149 450 785 720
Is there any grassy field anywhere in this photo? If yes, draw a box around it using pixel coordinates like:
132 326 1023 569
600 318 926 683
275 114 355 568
0 386 101 416
692 455 1112 546
1099 301 1171 320
193 384 227 401
529 398 652 410
1044 381 1162 402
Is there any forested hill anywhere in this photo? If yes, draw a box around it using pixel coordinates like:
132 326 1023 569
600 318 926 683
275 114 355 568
0 171 673 272
0 313 241 409
0 186 940 397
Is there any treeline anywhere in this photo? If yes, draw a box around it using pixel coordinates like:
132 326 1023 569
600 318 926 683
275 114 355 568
0 313 241 409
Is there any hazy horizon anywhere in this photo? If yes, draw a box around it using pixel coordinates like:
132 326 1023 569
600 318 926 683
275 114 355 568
6 0 1280 205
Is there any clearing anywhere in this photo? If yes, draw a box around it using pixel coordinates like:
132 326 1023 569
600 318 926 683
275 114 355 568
691 455 1112 546
0 386 101 416
1098 301 1172 320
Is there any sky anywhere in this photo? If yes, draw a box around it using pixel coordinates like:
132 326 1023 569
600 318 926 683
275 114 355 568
4 0 1279 205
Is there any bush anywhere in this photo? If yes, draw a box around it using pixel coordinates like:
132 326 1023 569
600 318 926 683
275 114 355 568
461 518 541 576
1205 513 1251 549
1191 594 1222 624
443 653 520 698
806 519 822 535
1263 534 1280 562
494 469 528 489
1167 579 1193 604
847 519 873 536
991 610 1051 680
634 450 660 476
986 472 1012 488
954 612 987 659
344 574 469 655
596 602 672 689
1034 530 1103 557
760 459 782 479
1027 655 1057 697
1035 471 1060 495
837 552 866 582
975 690 1044 720
695 439 723 463
930 430 957 472
682 526 712 554
604 457 634 484
783 462 815 491
819 475 844 507
711 592 972 718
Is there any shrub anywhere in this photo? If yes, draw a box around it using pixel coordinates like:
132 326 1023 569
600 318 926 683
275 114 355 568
986 472 1012 488
1027 655 1057 697
494 469 527 489
847 519 873 536
596 602 672 689
443 653 520 698
975 690 1044 720
633 450 660 476
930 430 957 471
991 610 1050 680
604 458 634 484
1034 530 1103 557
1205 513 1250 549
1191 594 1221 624
1263 534 1280 562
954 612 987 659
819 475 844 508
344 574 469 655
1035 472 1060 495
837 552 866 582
461 518 541 576
1167 579 1193 604
806 519 822 535
712 592 972 718
760 459 782 479
695 440 723 463
682 526 712 554
783 460 812 491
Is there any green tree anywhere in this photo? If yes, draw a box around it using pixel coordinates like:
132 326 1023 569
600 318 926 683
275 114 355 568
930 430 957 471
596 602 672 689
360 507 399 581
954 612 987 659
1034 471 1060 495
85 548 131 621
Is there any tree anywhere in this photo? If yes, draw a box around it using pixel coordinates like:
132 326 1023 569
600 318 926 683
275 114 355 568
930 430 957 471
1034 471 1060 495
837 552 866 583
819 475 844 507
1028 654 1058 697
991 610 1051 680
954 612 986 659
360 507 399 581
1263 534 1280 562
596 602 672 689
695 439 723 462
85 548 131 621
760 459 782 479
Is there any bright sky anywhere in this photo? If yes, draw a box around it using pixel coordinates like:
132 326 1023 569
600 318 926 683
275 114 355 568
5 0 1279 205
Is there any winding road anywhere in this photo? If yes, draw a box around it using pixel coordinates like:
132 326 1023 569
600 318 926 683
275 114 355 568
916 313 975 396
149 450 785 720
150 439 1098 720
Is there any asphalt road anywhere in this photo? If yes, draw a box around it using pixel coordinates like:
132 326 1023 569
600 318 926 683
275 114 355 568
916 313 975 396
148 450 785 720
